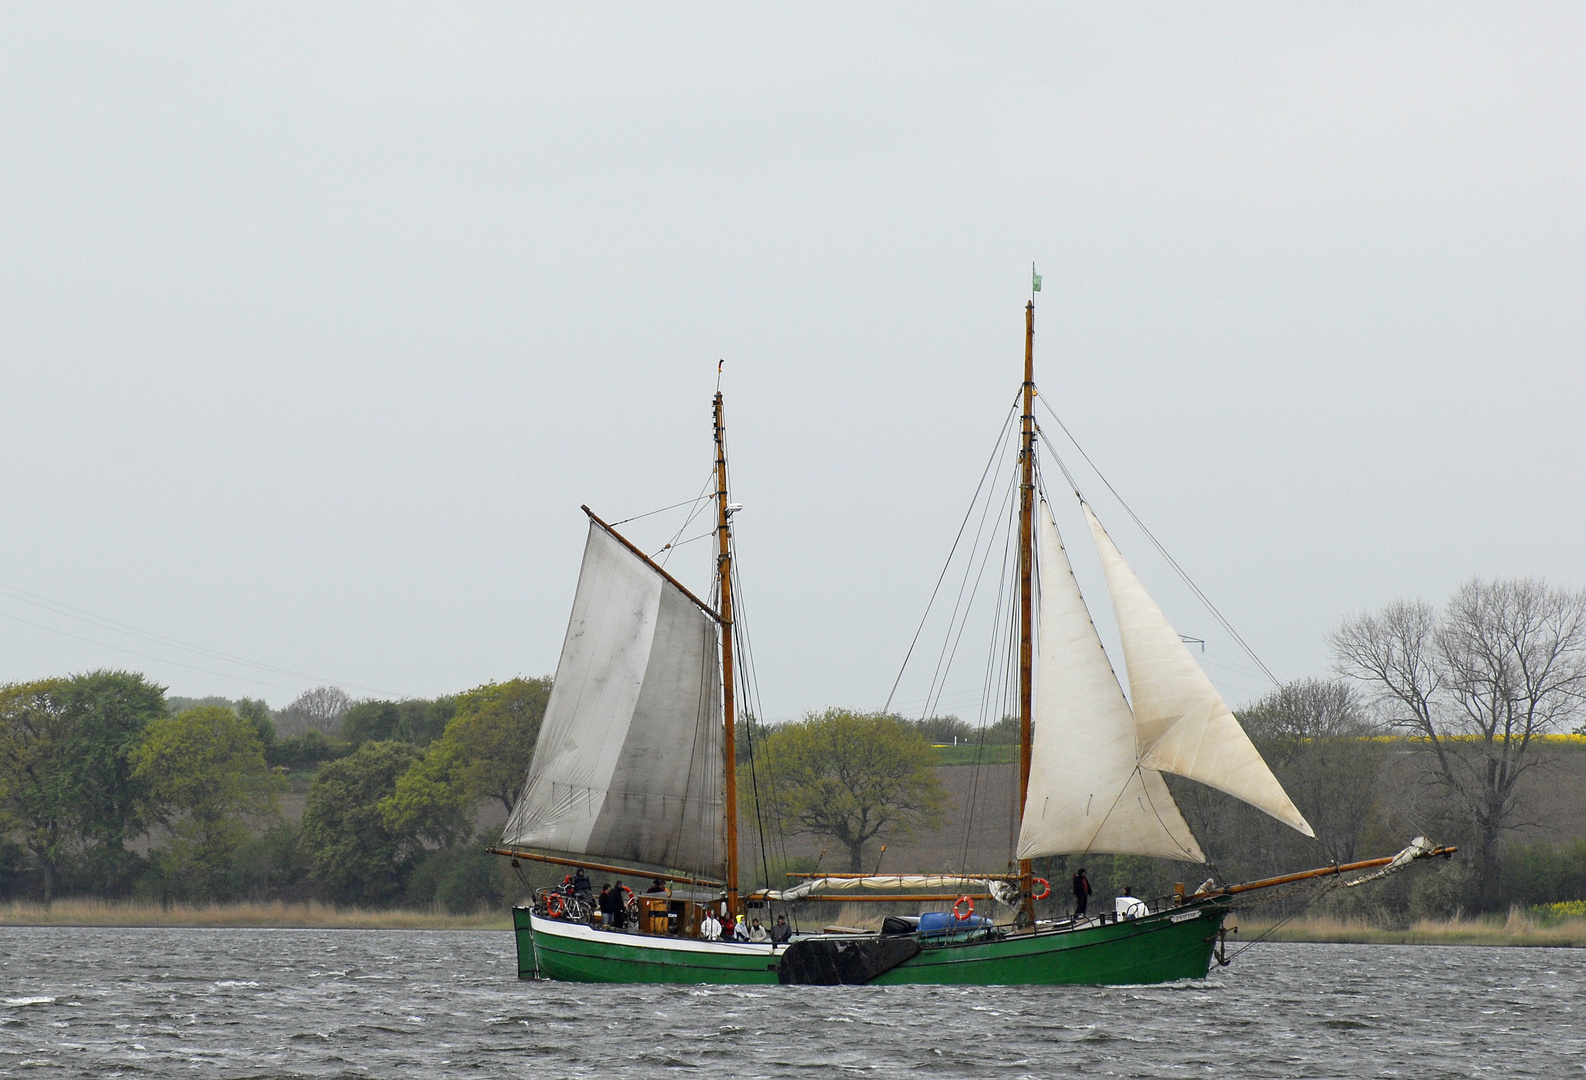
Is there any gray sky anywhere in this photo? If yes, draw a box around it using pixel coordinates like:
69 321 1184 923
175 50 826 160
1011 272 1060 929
1 5 1581 720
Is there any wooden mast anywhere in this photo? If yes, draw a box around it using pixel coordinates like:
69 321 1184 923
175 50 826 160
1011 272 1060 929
714 391 741 921
1017 300 1036 927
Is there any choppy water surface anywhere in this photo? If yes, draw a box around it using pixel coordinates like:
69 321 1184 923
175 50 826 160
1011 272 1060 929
1 927 1582 1078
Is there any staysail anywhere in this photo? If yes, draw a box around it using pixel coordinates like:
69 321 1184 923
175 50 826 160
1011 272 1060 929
499 516 728 876
1082 503 1315 837
1017 502 1204 862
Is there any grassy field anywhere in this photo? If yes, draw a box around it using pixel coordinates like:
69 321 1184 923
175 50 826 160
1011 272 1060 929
1235 909 1586 948
0 899 513 930
931 743 1019 766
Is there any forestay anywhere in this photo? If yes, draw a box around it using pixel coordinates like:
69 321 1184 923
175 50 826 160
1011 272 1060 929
499 519 728 877
1017 502 1204 862
1082 503 1314 837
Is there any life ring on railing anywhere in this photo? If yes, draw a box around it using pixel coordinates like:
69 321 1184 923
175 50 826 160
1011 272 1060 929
1030 877 1050 901
952 895 975 921
545 893 566 919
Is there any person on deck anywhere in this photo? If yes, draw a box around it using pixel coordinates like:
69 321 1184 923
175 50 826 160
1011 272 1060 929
612 881 629 929
572 869 593 903
748 918 769 943
645 878 669 895
700 910 722 940
597 884 616 927
770 915 792 944
1072 869 1092 919
732 915 750 941
1115 887 1149 920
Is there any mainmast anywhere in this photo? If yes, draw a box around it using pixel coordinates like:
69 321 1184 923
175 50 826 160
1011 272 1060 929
714 391 741 920
1017 301 1036 926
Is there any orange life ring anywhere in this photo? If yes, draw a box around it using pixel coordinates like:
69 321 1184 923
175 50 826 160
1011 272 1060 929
545 893 565 918
952 895 974 920
1030 877 1051 901
620 885 636 905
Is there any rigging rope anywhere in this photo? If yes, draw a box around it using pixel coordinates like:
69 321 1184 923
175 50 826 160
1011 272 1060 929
882 397 1020 714
1033 403 1281 689
656 469 720 570
610 493 715 527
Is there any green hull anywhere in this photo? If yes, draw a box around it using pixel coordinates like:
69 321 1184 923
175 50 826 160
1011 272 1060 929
513 900 1230 986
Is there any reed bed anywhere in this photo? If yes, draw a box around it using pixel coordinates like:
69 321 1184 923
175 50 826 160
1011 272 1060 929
0 898 513 930
1236 908 1586 948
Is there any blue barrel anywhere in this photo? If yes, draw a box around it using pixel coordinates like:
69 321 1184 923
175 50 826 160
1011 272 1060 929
918 911 992 935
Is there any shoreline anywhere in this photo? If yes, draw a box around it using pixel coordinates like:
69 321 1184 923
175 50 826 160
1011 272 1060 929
5 901 1583 946
1235 912 1586 948
0 899 512 931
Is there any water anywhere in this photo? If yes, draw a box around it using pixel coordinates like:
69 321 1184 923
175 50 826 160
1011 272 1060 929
1 927 1582 1078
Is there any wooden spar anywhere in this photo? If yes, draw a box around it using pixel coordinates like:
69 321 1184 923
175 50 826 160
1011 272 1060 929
1017 300 1036 926
486 847 725 889
750 894 997 903
784 872 1021 880
714 392 741 921
580 506 722 623
1209 846 1458 897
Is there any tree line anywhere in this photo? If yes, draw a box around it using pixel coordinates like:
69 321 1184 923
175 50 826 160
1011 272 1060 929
743 577 1586 917
0 675 550 911
3 576 1582 918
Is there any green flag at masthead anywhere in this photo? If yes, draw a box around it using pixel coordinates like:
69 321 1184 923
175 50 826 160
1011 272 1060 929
1031 265 1042 293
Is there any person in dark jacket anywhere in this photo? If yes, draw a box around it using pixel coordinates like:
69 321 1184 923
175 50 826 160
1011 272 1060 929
572 869 593 903
611 881 628 929
598 884 616 927
1072 869 1092 918
770 915 793 944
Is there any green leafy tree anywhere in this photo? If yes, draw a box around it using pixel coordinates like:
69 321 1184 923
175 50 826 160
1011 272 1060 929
342 697 457 748
759 709 948 871
299 741 423 905
267 729 340 769
381 678 551 847
380 738 472 847
0 679 73 900
0 671 165 899
446 678 551 810
133 705 286 901
235 698 276 750
55 671 167 887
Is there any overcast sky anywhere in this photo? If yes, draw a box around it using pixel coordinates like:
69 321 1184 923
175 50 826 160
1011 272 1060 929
1 5 1581 720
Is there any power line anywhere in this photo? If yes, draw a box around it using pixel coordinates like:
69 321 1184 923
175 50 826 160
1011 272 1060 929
0 581 397 695
0 609 314 694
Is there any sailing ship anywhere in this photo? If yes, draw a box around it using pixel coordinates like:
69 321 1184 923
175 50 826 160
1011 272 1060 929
490 299 1452 985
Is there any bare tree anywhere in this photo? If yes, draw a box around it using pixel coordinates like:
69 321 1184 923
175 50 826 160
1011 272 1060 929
275 686 353 738
1332 578 1586 908
1238 678 1385 865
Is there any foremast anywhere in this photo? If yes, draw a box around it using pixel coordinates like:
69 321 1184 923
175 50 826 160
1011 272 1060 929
1017 300 1036 926
714 391 741 920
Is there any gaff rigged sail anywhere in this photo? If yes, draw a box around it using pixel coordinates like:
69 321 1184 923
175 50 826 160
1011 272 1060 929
499 518 728 877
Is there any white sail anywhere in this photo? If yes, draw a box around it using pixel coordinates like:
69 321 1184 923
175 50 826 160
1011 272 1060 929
500 518 728 876
1016 501 1204 862
1082 503 1315 837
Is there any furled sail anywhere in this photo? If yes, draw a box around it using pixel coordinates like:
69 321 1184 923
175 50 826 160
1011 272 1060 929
1082 503 1315 837
1017 501 1204 862
499 517 728 876
764 876 1007 902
